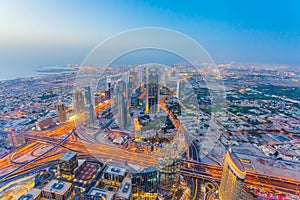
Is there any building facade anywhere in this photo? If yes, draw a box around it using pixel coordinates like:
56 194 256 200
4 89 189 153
219 149 246 200
59 152 78 179
56 102 67 123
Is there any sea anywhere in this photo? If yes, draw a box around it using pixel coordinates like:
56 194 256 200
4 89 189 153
0 65 77 81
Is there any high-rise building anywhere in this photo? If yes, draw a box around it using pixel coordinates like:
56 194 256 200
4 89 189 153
176 79 185 100
157 158 181 200
84 85 92 105
128 71 133 92
59 152 78 179
8 132 26 147
146 70 160 114
219 149 246 200
84 85 96 125
56 102 67 123
114 80 129 129
73 89 85 116
117 92 128 130
106 76 112 100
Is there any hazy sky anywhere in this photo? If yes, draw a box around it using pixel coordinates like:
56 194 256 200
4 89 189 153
0 0 299 79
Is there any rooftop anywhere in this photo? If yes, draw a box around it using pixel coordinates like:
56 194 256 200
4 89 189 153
17 188 41 200
228 149 245 173
88 187 114 200
116 178 132 199
59 152 77 162
43 179 72 194
104 165 127 176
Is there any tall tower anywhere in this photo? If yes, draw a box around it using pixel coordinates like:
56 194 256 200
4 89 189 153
117 92 128 130
56 102 67 123
84 86 95 125
105 76 112 100
73 89 85 116
176 79 185 100
84 85 92 104
145 68 149 113
219 149 246 200
146 70 159 114
115 80 129 129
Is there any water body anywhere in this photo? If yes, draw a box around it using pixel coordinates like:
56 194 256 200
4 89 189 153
0 65 76 81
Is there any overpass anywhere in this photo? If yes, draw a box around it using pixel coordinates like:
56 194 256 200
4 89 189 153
181 160 300 196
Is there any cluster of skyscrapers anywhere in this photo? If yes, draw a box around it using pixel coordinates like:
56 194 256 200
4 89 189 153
73 85 96 125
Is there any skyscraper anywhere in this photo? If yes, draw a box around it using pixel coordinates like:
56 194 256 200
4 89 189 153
73 89 85 116
115 80 129 129
84 85 92 105
117 92 128 130
84 85 96 125
146 69 160 114
56 102 67 123
176 79 185 100
105 76 112 100
219 149 246 200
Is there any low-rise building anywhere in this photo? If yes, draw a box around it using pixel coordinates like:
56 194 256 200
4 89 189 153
42 179 73 200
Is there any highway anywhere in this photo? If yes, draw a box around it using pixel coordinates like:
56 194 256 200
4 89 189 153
182 160 300 197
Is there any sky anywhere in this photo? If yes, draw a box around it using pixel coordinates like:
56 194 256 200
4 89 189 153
0 0 299 79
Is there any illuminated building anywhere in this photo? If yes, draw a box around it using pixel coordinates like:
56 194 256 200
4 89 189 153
157 158 181 200
130 94 139 108
56 102 67 123
18 188 41 200
102 165 127 186
132 166 157 197
35 117 53 131
74 160 100 183
73 89 85 115
42 179 73 200
146 69 160 114
59 152 78 178
8 132 26 147
219 149 246 200
84 85 96 125
105 76 112 100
